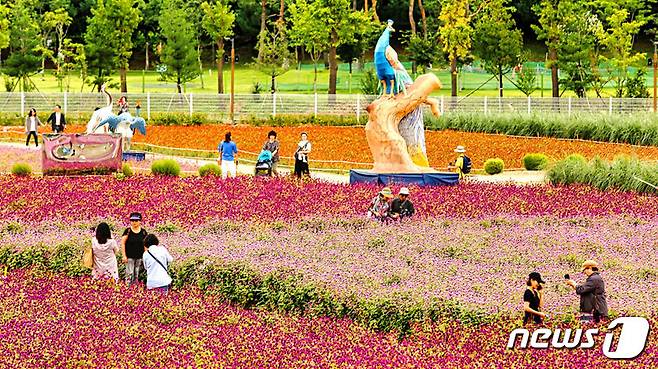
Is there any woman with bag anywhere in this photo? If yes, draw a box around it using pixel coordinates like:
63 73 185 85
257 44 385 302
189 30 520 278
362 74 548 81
293 132 312 178
91 222 120 281
142 234 173 293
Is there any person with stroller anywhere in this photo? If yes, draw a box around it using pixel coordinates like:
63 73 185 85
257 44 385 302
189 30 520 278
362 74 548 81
262 130 280 176
255 149 274 176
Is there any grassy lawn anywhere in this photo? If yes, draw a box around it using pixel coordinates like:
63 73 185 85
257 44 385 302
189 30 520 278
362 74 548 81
2 64 652 97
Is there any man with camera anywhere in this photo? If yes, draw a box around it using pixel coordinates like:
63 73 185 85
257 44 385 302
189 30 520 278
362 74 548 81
565 260 608 323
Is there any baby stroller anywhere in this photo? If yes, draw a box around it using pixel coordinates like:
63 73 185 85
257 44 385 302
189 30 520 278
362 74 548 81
255 150 273 176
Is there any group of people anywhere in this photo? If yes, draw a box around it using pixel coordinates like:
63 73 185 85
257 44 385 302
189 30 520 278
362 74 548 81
217 131 312 179
523 260 608 326
90 212 173 293
24 105 68 147
367 186 415 221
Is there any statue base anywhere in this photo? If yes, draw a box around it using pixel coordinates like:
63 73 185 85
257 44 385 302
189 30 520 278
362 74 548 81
123 151 146 161
349 169 459 186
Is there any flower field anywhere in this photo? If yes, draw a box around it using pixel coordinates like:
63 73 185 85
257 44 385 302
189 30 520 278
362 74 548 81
4 124 658 169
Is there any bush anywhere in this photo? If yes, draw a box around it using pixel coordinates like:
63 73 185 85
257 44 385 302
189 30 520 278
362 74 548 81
122 163 133 177
548 155 658 194
199 163 221 177
151 159 180 176
150 113 207 126
484 158 504 175
11 163 32 176
522 153 549 171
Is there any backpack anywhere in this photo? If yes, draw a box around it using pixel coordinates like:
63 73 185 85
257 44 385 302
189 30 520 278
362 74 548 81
461 155 472 174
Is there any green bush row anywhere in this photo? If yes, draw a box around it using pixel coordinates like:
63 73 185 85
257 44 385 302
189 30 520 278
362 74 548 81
151 158 181 176
0 240 497 337
548 154 658 194
426 112 658 147
522 153 549 171
484 158 504 174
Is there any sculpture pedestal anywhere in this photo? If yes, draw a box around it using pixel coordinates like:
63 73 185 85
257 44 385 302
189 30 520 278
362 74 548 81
123 151 145 161
349 169 459 186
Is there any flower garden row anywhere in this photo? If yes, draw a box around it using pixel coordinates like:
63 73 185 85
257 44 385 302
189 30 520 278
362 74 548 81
0 270 655 368
4 124 658 169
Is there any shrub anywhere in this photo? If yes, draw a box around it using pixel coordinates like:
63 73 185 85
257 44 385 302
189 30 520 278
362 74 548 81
484 158 504 175
11 163 32 176
150 113 207 126
122 163 134 177
151 159 180 176
522 153 549 171
199 163 221 177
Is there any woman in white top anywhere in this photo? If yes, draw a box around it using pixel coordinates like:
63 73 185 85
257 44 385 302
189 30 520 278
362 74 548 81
142 233 173 292
24 108 42 147
91 222 120 281
293 132 312 178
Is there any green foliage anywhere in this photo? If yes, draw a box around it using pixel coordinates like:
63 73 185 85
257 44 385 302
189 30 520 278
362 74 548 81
155 221 180 233
360 68 380 97
159 0 200 93
150 113 205 126
625 69 650 98
121 163 133 177
4 0 42 92
242 114 367 126
522 153 549 171
151 159 181 176
426 113 658 147
484 158 504 175
11 163 32 176
548 155 658 194
0 4 9 50
85 0 118 91
405 33 441 73
199 162 221 177
256 20 295 93
516 67 537 97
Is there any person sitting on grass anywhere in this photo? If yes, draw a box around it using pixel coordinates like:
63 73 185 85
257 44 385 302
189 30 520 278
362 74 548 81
367 187 394 221
389 187 415 220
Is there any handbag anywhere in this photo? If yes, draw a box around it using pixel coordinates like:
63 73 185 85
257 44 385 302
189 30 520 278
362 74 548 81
82 244 93 268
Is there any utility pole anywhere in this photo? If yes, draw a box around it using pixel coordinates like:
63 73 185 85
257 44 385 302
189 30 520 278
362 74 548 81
230 38 235 124
653 41 657 113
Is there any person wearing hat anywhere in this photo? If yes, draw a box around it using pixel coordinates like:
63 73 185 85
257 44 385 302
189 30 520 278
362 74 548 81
390 187 415 220
523 272 546 325
448 145 471 180
565 260 608 323
121 212 148 285
367 187 394 221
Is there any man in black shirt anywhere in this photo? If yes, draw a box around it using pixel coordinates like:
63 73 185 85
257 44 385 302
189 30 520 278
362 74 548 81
121 212 148 285
390 187 415 220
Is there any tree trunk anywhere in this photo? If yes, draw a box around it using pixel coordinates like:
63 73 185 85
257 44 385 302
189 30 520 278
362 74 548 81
145 42 150 70
217 39 225 94
120 67 127 93
549 46 558 98
371 0 379 21
279 0 284 21
418 0 427 37
498 65 503 97
450 54 457 97
271 74 276 93
328 29 339 95
364 0 368 12
177 75 182 94
353 0 357 10
258 0 268 62
409 0 416 35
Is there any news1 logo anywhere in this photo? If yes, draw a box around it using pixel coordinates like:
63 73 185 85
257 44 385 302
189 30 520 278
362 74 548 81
507 317 650 359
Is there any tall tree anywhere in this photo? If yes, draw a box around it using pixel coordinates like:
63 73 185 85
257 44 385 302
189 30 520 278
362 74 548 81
159 0 200 93
439 0 474 96
43 8 72 91
0 3 10 59
108 0 142 93
85 0 118 92
201 0 236 94
256 19 294 93
532 0 563 98
257 0 267 62
472 0 523 97
5 0 42 92
289 0 329 93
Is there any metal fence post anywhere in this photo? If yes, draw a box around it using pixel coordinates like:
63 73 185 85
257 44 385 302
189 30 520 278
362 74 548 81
189 93 193 116
609 97 613 115
147 93 151 120
527 96 531 114
63 92 68 114
484 97 488 115
20 92 25 117
272 92 277 117
314 93 318 117
356 95 361 122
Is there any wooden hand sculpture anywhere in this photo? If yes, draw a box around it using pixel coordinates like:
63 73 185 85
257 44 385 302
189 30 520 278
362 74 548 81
365 73 441 173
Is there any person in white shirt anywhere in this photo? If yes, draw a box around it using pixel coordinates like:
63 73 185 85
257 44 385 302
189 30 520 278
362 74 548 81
47 104 67 133
24 108 42 147
142 233 173 293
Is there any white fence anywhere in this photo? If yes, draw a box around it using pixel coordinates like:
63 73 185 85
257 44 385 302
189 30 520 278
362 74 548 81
0 92 656 120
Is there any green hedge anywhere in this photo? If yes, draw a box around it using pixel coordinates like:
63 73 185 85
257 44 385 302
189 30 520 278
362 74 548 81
548 154 658 194
0 238 498 337
484 158 505 175
426 113 658 147
198 163 221 177
151 159 180 176
522 153 549 171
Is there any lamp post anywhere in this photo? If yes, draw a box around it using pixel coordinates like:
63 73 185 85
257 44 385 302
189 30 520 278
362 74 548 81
230 38 235 124
653 41 657 113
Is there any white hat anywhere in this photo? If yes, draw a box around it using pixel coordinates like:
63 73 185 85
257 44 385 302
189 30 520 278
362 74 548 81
454 145 466 153
399 187 410 195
